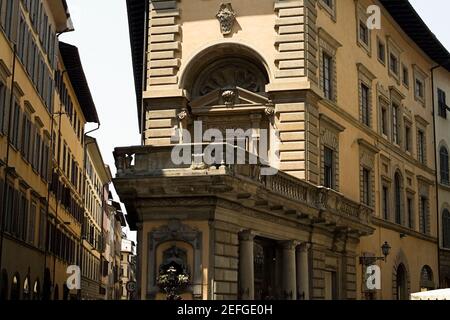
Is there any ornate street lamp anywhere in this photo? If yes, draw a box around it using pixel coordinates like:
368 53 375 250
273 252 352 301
359 241 391 266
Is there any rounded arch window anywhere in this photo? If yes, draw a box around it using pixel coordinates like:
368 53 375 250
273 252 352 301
191 58 268 99
395 263 408 300
420 265 434 291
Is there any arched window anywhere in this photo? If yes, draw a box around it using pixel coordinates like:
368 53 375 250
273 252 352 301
394 172 403 225
23 277 30 300
10 273 20 300
396 263 408 300
440 147 449 185
33 279 41 300
420 265 434 291
443 209 450 249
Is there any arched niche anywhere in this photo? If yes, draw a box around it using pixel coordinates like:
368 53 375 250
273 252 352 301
147 220 202 300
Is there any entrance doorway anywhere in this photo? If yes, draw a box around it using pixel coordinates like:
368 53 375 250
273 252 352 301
254 237 278 300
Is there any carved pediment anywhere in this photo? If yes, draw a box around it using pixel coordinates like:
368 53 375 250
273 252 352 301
190 87 271 115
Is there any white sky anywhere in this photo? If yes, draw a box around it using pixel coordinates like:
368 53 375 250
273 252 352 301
59 0 450 243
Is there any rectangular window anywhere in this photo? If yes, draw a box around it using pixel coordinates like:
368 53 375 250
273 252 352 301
438 88 447 118
322 0 333 8
381 105 388 136
377 40 386 63
402 65 409 87
324 147 334 189
361 83 370 126
407 198 413 229
392 104 400 145
405 125 411 152
382 186 389 220
359 21 369 45
418 130 426 164
389 53 399 75
415 79 424 99
323 52 333 100
0 82 5 134
420 196 428 234
362 168 371 206
10 100 21 149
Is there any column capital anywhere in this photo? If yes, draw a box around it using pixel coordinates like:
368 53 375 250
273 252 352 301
280 240 299 250
239 230 255 241
297 242 311 252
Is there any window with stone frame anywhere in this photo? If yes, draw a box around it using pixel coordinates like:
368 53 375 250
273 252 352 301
357 64 376 128
359 140 377 208
319 0 336 20
356 4 371 55
318 28 341 103
378 88 390 140
377 37 386 65
319 114 344 191
392 103 401 145
382 183 390 221
418 181 430 235
438 88 447 118
440 145 449 185
387 38 402 82
413 65 427 105
404 120 412 154
417 129 426 164
394 171 404 226
402 64 410 88
406 194 415 230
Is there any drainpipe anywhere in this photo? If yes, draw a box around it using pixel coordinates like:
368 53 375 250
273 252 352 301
0 43 17 273
431 64 441 288
77 123 100 300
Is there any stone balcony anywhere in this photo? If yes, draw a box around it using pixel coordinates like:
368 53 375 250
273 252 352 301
113 143 374 236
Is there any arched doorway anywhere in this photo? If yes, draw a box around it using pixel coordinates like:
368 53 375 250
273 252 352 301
253 237 277 300
0 269 8 300
10 273 20 300
395 263 408 300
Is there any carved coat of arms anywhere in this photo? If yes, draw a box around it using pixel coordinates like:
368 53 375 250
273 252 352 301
216 3 236 35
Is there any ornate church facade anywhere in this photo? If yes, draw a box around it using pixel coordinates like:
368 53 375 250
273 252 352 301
114 0 448 300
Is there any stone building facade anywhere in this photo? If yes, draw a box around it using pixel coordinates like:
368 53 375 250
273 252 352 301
0 0 100 300
434 67 450 288
115 0 450 300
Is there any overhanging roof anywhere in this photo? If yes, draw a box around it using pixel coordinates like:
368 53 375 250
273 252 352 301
59 42 99 123
380 0 450 71
126 0 147 130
